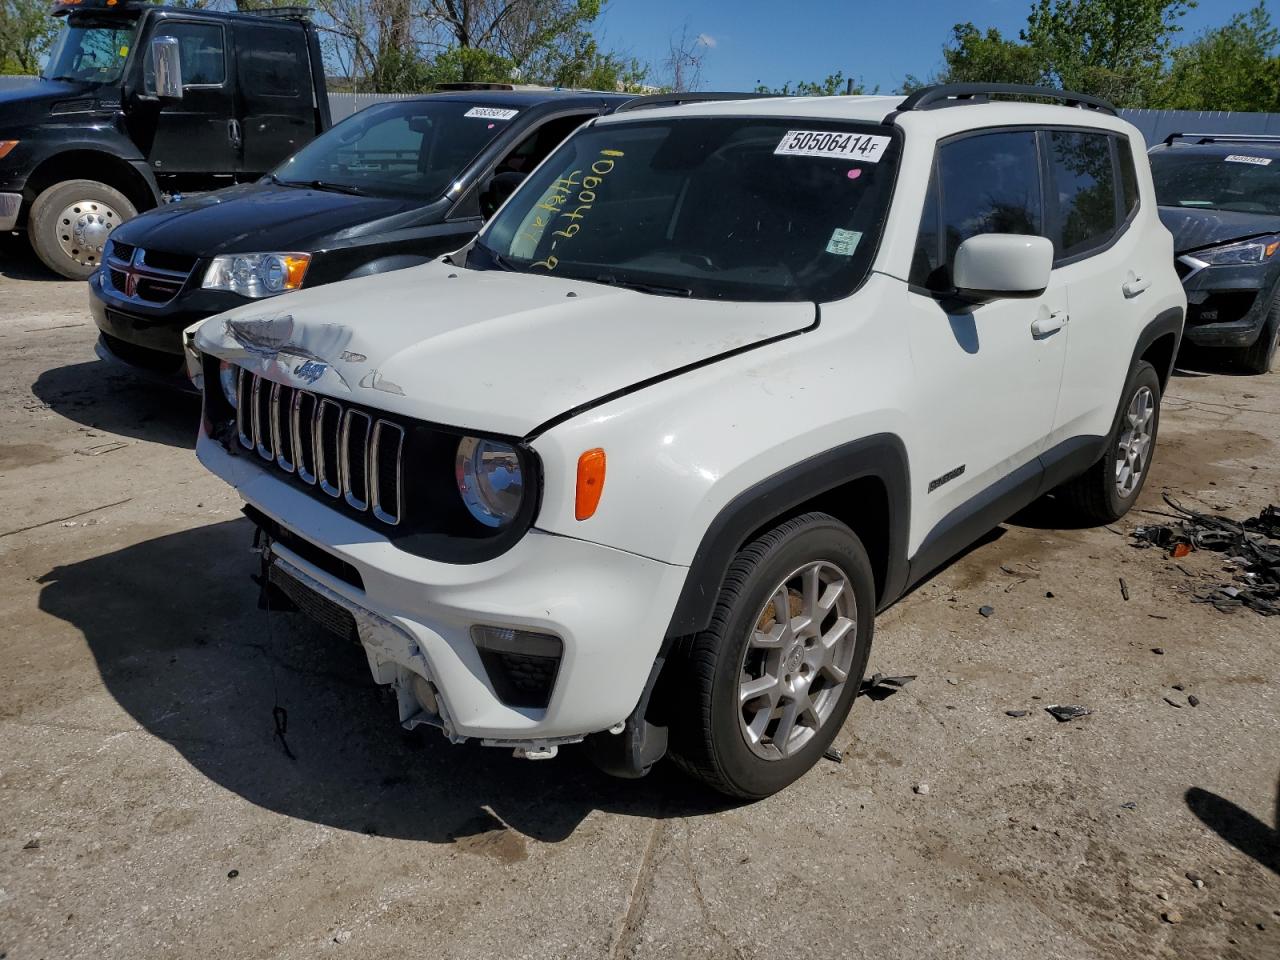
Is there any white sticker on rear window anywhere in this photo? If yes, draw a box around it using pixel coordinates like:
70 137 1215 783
826 228 862 256
465 106 519 121
775 130 890 163
1225 154 1272 165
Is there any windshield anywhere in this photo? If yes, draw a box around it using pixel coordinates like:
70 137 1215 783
476 117 901 301
42 17 136 84
273 100 520 200
1151 150 1280 215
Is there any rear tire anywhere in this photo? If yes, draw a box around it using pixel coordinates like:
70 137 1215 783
667 512 876 799
29 179 135 280
1236 291 1280 375
1056 360 1162 524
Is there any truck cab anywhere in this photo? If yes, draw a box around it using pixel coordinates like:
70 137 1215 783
0 0 328 279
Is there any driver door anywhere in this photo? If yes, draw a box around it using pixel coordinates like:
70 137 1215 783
137 19 239 175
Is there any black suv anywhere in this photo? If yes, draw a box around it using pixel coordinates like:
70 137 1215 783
1149 133 1280 373
90 88 631 382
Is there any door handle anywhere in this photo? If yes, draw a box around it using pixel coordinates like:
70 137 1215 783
227 118 242 149
1031 310 1068 337
1123 276 1150 298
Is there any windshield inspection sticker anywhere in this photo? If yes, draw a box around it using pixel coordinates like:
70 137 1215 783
775 131 890 163
465 106 518 121
1225 154 1272 165
826 228 862 256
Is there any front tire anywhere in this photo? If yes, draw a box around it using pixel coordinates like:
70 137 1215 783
29 179 136 280
1056 360 1162 524
668 512 876 799
1236 291 1280 375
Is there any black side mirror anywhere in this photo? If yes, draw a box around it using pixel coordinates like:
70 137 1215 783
480 171 526 219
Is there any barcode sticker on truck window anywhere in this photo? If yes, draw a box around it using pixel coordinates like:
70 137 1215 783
465 107 519 121
775 131 891 163
1225 154 1272 165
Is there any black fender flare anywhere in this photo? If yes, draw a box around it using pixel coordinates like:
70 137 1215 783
1131 306 1185 387
664 432 912 639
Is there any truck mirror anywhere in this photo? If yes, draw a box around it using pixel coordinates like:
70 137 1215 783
147 37 184 99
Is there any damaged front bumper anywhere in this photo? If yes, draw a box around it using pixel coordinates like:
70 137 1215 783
198 431 688 756
1178 255 1277 348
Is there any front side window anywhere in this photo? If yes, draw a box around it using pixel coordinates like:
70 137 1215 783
274 100 519 199
477 117 901 301
41 17 137 85
912 130 1043 291
1150 150 1280 216
1047 130 1118 259
145 22 225 87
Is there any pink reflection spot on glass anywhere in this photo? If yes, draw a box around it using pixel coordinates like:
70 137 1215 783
488 123 496 129
847 169 862 180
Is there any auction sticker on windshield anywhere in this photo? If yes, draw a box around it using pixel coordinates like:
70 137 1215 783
775 131 890 163
466 107 519 121
1225 155 1272 166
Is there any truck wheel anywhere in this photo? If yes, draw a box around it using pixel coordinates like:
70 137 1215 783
668 512 875 799
1055 360 1162 524
29 180 136 280
1236 292 1280 375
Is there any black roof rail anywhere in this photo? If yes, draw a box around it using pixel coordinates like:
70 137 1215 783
615 91 778 113
240 6 314 20
1163 132 1280 146
896 83 1117 116
434 82 517 91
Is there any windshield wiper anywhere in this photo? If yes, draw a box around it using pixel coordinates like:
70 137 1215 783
591 273 692 297
275 178 367 196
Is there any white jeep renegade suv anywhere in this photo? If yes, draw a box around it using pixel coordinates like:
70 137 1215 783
190 84 1185 798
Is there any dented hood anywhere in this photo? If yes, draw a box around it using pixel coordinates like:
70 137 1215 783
193 260 815 436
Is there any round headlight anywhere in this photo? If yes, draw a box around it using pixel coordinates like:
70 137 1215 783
456 436 523 527
261 255 286 293
218 360 238 408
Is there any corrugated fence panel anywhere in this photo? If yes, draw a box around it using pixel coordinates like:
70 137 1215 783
327 92 420 123
6 78 1280 143
1120 109 1280 145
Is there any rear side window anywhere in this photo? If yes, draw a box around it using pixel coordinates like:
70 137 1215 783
1047 130 1118 259
237 26 304 97
911 130 1043 290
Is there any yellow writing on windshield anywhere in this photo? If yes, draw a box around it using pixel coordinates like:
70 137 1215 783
530 150 623 271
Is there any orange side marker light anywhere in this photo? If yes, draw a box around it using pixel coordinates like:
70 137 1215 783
575 448 606 520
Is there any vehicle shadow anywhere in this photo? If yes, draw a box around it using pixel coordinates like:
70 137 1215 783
31 359 201 449
0 233 59 281
1185 781 1280 875
35 517 738 844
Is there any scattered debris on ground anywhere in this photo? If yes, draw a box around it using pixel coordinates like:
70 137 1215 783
1045 704 1092 722
978 605 994 618
860 673 916 701
1133 496 1280 615
822 746 843 763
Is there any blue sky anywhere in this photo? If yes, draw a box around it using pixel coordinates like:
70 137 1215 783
596 0 1271 92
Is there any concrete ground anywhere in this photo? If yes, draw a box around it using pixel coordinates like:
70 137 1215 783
0 237 1277 960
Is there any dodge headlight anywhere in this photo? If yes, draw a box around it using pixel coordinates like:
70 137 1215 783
456 436 524 527
202 252 311 297
1196 235 1280 265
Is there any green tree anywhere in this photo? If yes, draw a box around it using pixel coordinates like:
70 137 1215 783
756 72 863 96
1158 2 1280 111
939 23 1042 86
1023 0 1195 106
0 0 58 75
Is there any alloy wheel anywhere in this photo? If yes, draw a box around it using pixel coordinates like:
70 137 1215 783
737 560 857 760
1115 385 1155 499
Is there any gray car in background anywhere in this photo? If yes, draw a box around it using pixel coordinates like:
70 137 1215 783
1149 133 1280 374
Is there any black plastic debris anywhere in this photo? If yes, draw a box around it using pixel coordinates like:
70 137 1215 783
1120 801 1137 810
822 745 843 763
1045 704 1091 722
1187 694 1200 707
978 605 994 618
1005 710 1029 718
859 673 917 701
1133 496 1280 615
1163 696 1184 709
